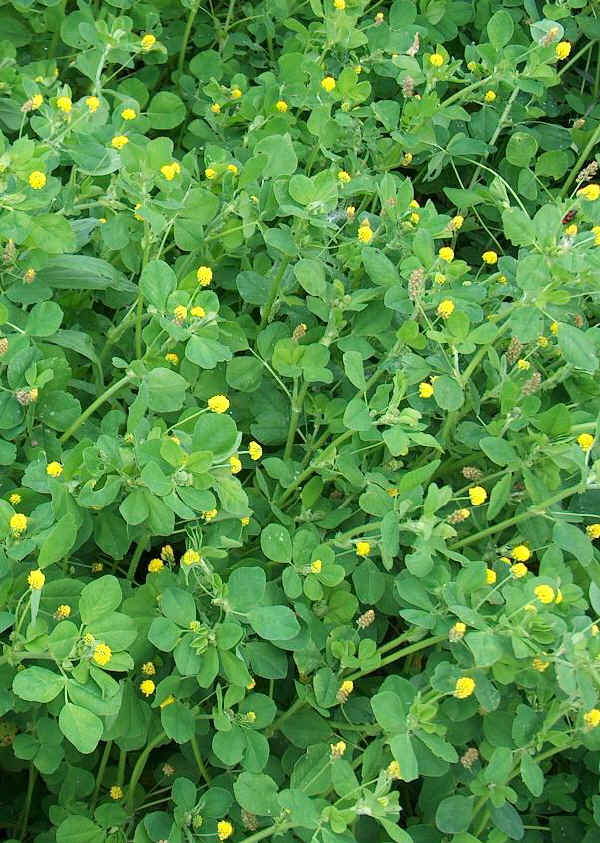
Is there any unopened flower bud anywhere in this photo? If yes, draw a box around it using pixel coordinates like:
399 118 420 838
0 337 8 355
357 609 375 629
23 268 36 284
462 466 483 481
461 747 479 768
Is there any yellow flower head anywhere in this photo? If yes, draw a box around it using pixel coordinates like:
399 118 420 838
484 90 496 102
245 710 256 722
208 394 229 414
555 41 571 60
387 760 401 779
205 167 217 179
56 96 72 113
434 272 446 285
330 740 346 758
358 223 373 244
93 642 112 666
161 545 174 562
454 677 476 699
55 604 71 619
9 493 21 505
419 382 434 398
511 562 528 578
532 658 549 672
141 33 156 50
555 588 563 604
584 708 600 729
142 661 156 675
111 135 129 149
450 622 466 640
164 353 179 365
246 678 256 689
204 508 218 521
227 163 238 175
516 358 530 370
565 224 577 236
28 569 45 590
429 53 444 67
173 304 187 323
161 163 179 181
534 584 555 604
468 486 487 506
356 541 371 557
197 265 213 286
229 455 242 474
485 568 496 585
248 440 263 460
231 88 242 99
276 100 288 112
160 694 176 708
31 94 43 109
550 321 559 334
181 549 201 566
338 170 351 183
537 335 549 347
140 679 156 697
586 523 600 540
10 513 28 535
110 786 123 800
46 461 63 478
439 246 455 264
482 250 498 264
191 306 206 318
578 183 600 201
148 558 164 573
92 562 104 573
577 433 594 452
210 103 221 114
321 76 336 92
217 820 234 841
121 108 136 120
310 559 322 574
241 516 250 526
410 212 420 223
86 96 100 112
511 544 530 562
29 171 46 190
387 488 398 497
593 225 600 245
449 215 464 230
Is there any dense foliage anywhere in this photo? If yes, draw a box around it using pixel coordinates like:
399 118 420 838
2 0 600 841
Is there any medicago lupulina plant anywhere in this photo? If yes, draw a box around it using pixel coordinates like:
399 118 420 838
1 0 600 841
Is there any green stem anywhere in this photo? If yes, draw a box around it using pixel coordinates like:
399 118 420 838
135 294 144 360
283 381 307 460
126 730 167 814
450 482 584 550
560 120 600 198
278 429 353 506
468 86 519 191
19 765 37 840
117 747 127 786
259 259 290 329
178 0 200 75
346 634 446 681
127 536 149 581
440 76 491 108
190 735 212 785
91 741 113 811
48 0 66 59
240 823 293 843
60 374 132 443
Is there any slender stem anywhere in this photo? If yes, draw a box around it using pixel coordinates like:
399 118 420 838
126 730 167 814
450 482 584 550
240 823 293 843
346 634 446 681
278 429 353 506
560 120 600 198
60 374 132 443
283 381 307 460
467 86 519 191
266 697 305 736
127 536 149 581
91 741 113 811
190 735 212 785
19 765 37 840
135 294 144 360
259 259 290 329
178 0 200 75
117 747 127 785
440 76 491 108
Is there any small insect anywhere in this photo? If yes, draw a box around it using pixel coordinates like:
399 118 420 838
562 210 577 224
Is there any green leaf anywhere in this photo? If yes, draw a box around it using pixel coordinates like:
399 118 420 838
147 92 186 128
521 754 544 797
557 324 599 373
487 9 514 47
59 702 103 754
260 524 292 563
342 351 366 390
487 473 512 520
234 771 280 816
434 375 464 411
228 567 266 612
13 666 65 702
435 795 474 834
79 575 122 625
161 701 195 742
38 512 79 567
480 436 519 466
389 733 418 781
248 606 300 640
142 368 188 412
140 259 176 311
56 816 105 843
553 522 593 566
26 301 63 336
294 259 326 297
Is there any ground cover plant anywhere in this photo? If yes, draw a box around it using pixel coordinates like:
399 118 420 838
2 0 600 840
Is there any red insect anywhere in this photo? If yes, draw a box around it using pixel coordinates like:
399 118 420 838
562 210 577 224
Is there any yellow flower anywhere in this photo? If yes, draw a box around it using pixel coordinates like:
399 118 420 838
160 694 176 708
310 559 322 574
204 508 218 521
565 224 577 236
141 33 156 50
10 513 28 535
93 642 112 666
276 100 288 112
403 152 413 165
133 203 144 221
555 41 571 60
231 88 242 99
524 603 536 613
161 163 179 181
593 225 600 245
357 223 373 244
434 273 446 284
577 433 594 452
208 394 229 414
346 205 356 219
577 183 600 201
593 624 599 637
511 563 528 578
173 304 187 323
121 108 136 120
241 516 250 526
516 359 530 370
217 820 234 841
356 541 370 557
27 569 45 590
46 461 63 478
56 96 72 113
482 250 498 264
31 94 43 109
499 556 510 565
438 246 454 262
227 164 238 175
511 544 530 562
419 382 434 398
584 708 600 729
586 523 600 540
468 486 487 506
450 622 466 641
191 306 206 318
485 568 496 585
437 298 455 318
92 562 103 573
330 740 346 758
532 658 549 672
410 212 420 223
354 65 362 74
110 786 123 800
429 53 444 67
197 265 213 286
498 274 507 284
229 455 242 474
484 90 496 102
164 353 179 365
449 215 464 230
148 558 164 573
111 135 129 149
387 760 401 779
534 584 555 604
246 678 256 689
210 103 221 113
161 545 174 563
555 588 563 605
537 335 549 347
338 170 351 183
140 679 155 697
9 493 21 505
181 549 201 566
550 321 559 334
29 171 46 190
142 661 156 675
246 710 256 722
454 677 475 699
387 488 398 497
86 96 100 112
321 76 336 92
248 441 263 460
55 604 71 619
205 167 217 179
